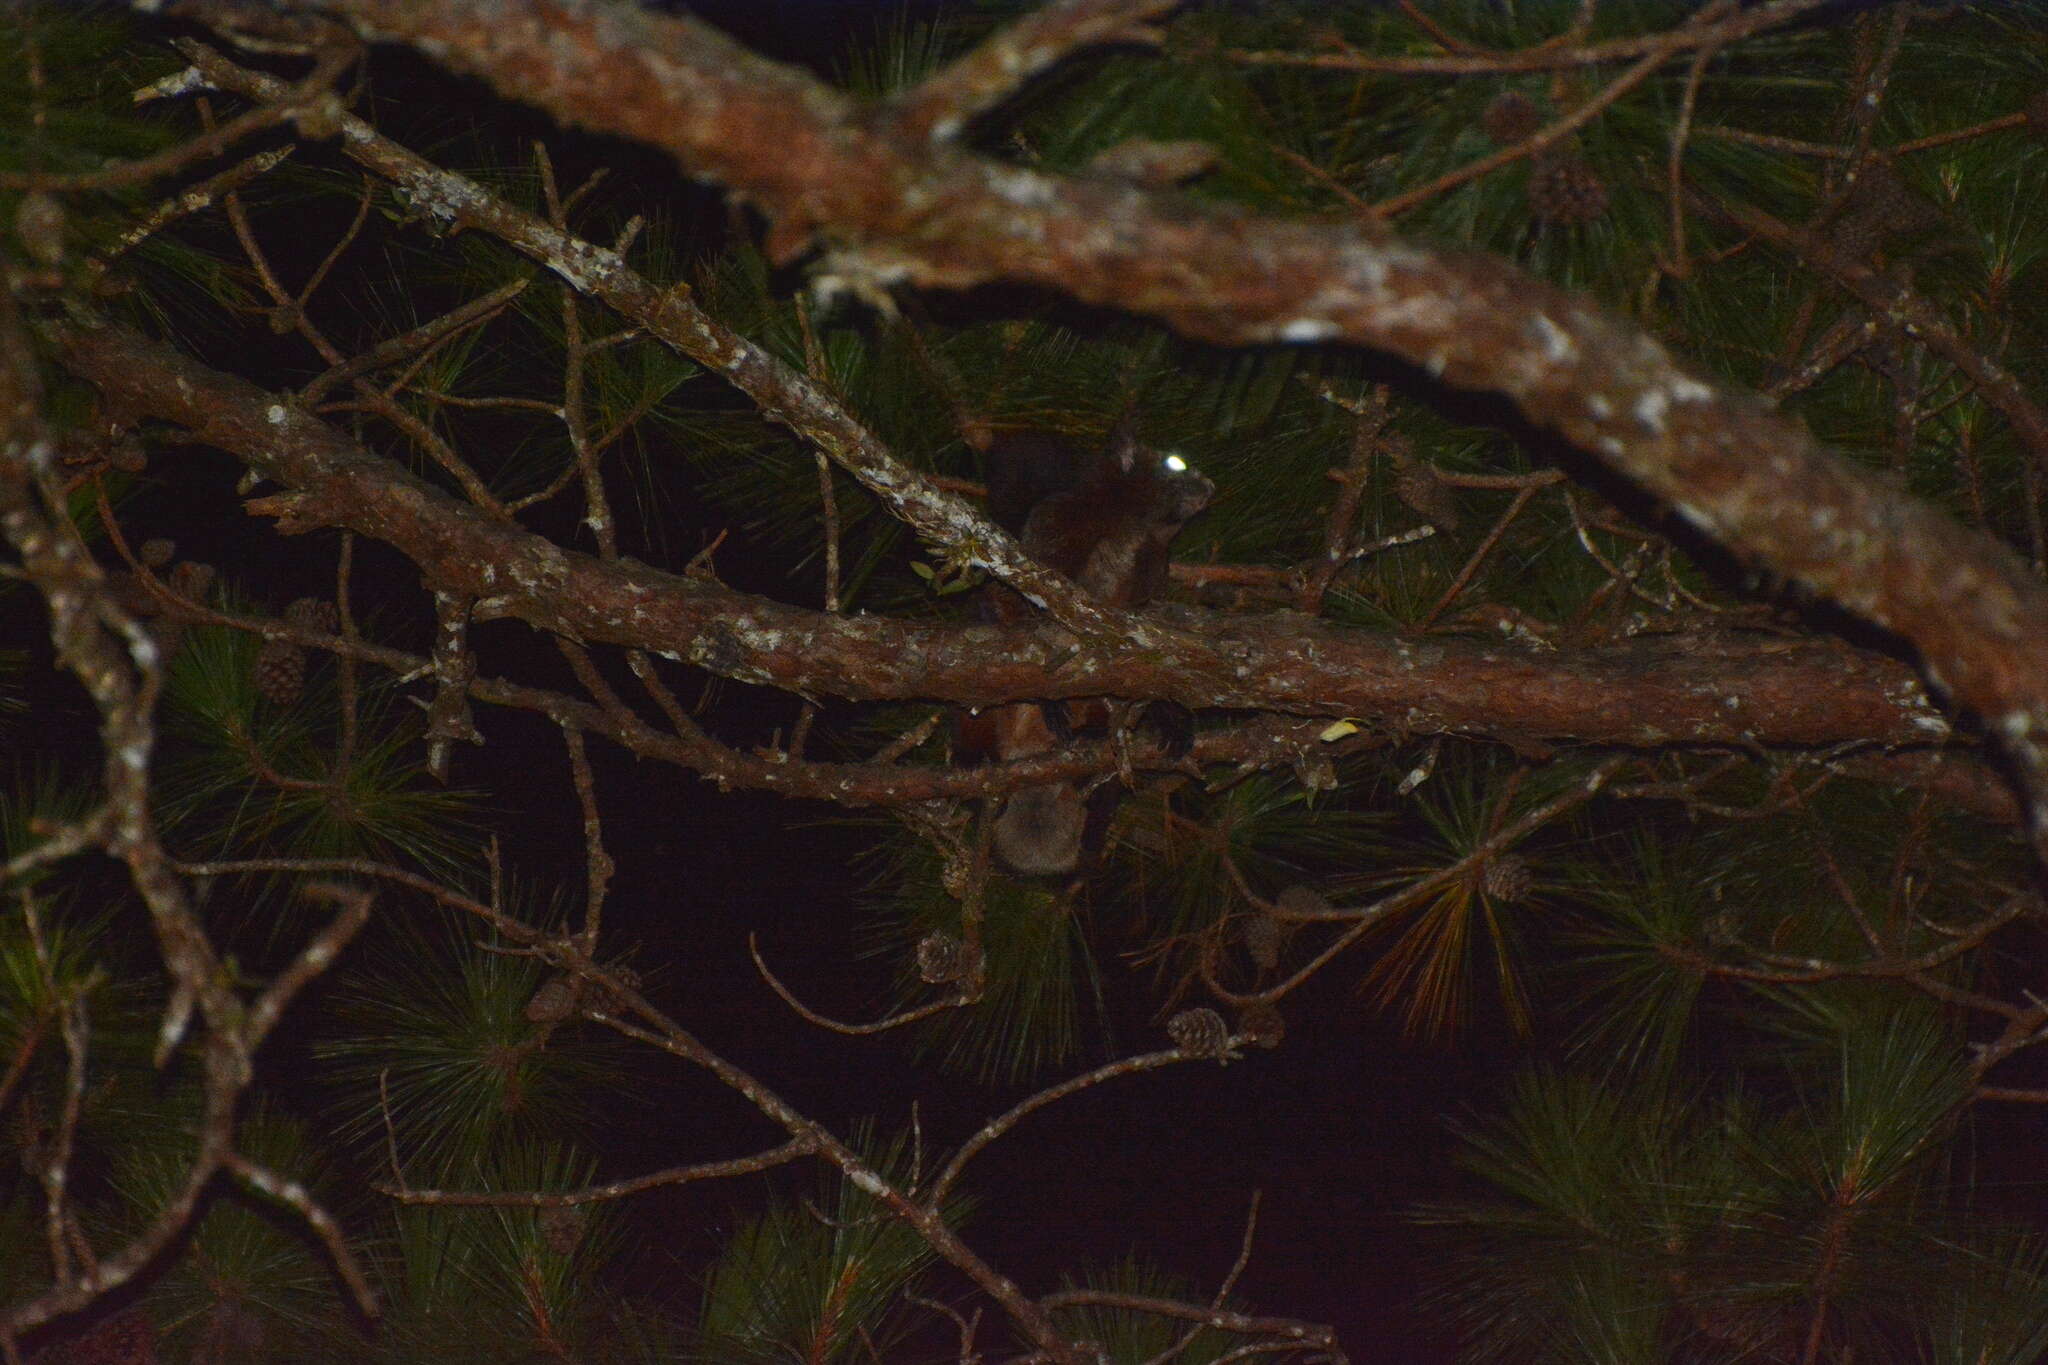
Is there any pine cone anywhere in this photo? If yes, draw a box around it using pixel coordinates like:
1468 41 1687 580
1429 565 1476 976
1481 854 1534 903
525 975 578 1024
165 559 216 604
1393 461 1461 529
1167 1007 1233 1060
1832 160 1942 261
1237 1001 1286 1049
1852 159 1935 226
284 596 339 633
107 432 147 475
1527 153 1609 224
916 930 974 984
144 560 215 662
1702 908 1743 948
1480 90 1544 145
1274 884 1333 920
254 636 306 706
539 1203 587 1256
587 964 642 1015
1241 912 1285 972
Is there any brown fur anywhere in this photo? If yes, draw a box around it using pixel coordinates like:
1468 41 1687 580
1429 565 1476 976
958 431 1212 876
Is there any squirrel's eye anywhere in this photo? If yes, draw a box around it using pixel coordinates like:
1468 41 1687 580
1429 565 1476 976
1162 453 1188 473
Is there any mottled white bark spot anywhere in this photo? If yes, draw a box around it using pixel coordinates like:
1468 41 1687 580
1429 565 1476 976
1277 319 1339 343
990 168 1057 207
1529 313 1576 363
1673 502 1716 533
1634 388 1668 433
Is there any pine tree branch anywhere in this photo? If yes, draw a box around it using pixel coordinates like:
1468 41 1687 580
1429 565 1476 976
881 0 1175 145
1040 1289 1342 1361
374 1138 818 1205
1221 0 1836 76
282 0 2048 841
0 287 366 1340
1697 191 2048 481
47 319 1960 755
167 36 1157 653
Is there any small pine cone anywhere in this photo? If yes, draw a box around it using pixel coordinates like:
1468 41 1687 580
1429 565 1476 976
1241 913 1284 972
1237 1001 1285 1049
1167 1007 1233 1061
588 964 642 1014
1275 884 1334 920
138 538 176 568
106 566 188 665
1527 153 1609 225
1393 461 1460 530
1702 908 1742 948
538 1203 587 1257
1480 90 1544 145
1850 159 1938 232
253 636 306 706
2027 90 2048 142
284 596 339 633
916 930 973 984
1829 162 1925 263
154 558 213 656
1481 854 1534 903
525 975 578 1024
165 559 216 604
1828 212 1885 266
108 433 148 474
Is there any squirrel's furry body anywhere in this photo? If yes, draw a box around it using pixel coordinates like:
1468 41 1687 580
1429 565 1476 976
957 430 1212 877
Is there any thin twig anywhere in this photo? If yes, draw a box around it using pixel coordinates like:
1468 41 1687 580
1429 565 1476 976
749 934 970 1035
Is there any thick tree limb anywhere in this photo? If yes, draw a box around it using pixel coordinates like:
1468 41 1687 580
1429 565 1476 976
51 319 1953 758
166 38 1179 657
300 0 2048 831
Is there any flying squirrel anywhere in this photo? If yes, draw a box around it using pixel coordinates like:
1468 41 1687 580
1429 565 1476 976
954 428 1214 877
